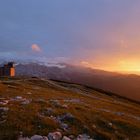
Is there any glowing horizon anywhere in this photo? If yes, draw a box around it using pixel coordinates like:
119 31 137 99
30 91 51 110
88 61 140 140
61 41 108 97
81 58 140 74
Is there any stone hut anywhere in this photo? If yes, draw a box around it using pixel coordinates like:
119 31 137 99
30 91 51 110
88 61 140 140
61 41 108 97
0 62 15 77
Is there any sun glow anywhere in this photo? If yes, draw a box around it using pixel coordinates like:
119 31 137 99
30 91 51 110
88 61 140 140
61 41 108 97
81 59 140 74
118 60 140 74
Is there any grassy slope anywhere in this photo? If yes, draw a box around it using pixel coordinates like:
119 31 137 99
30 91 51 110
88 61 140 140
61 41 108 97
0 77 140 140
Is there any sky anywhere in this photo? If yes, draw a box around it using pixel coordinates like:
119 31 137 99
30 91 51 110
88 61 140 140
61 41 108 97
0 0 140 73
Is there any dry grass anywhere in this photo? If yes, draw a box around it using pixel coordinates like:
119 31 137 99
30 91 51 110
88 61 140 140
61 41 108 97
0 77 140 140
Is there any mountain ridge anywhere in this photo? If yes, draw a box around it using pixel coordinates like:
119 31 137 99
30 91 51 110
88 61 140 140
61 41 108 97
15 62 140 102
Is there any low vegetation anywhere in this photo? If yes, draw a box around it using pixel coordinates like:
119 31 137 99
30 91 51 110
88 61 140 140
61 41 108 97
0 77 140 140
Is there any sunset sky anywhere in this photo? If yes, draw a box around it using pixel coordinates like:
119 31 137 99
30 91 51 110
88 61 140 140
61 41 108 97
0 0 140 73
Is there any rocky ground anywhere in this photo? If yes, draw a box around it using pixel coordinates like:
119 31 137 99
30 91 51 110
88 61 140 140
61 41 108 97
0 77 140 140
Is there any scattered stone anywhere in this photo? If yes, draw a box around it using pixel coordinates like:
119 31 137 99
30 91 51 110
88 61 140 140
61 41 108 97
97 108 140 122
21 99 31 105
15 96 23 100
115 112 124 116
48 132 62 140
0 100 9 105
18 136 30 140
11 96 23 101
31 135 48 140
46 108 54 115
43 137 48 140
62 104 68 109
0 120 6 124
8 85 17 89
60 123 69 131
108 122 113 127
69 135 75 139
27 92 32 95
0 107 9 112
77 134 91 140
17 133 93 140
57 113 75 131
11 96 32 105
49 100 62 108
49 113 75 131
18 135 48 140
39 108 54 118
62 136 71 140
92 124 96 129
19 131 23 137
127 114 140 121
58 113 74 122
64 99 81 104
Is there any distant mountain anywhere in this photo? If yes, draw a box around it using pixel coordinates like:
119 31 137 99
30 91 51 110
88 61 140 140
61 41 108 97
16 62 140 102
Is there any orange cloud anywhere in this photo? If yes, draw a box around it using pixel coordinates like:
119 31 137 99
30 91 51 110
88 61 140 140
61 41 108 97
31 44 41 52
